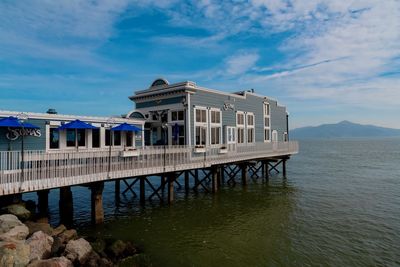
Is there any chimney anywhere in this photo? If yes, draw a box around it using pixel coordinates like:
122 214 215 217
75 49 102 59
46 108 57 114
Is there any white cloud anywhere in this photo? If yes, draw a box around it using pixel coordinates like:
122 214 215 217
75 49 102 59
225 52 259 76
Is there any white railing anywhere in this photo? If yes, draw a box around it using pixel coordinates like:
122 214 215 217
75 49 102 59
0 141 298 196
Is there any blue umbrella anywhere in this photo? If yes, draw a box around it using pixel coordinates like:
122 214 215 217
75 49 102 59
111 123 142 148
58 119 97 130
111 123 142 132
0 116 24 128
58 120 97 149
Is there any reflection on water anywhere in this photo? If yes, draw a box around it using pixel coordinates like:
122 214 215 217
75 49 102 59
24 138 400 266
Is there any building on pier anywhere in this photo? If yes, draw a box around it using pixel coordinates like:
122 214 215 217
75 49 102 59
0 79 298 225
128 78 289 147
0 110 145 152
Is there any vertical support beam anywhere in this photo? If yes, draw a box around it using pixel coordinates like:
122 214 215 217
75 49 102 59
211 167 218 193
37 189 49 218
115 180 120 205
184 171 190 193
90 182 104 225
220 165 225 185
161 175 166 192
140 176 146 205
241 163 248 186
264 161 269 180
167 173 175 204
59 186 73 227
194 169 199 192
282 159 287 178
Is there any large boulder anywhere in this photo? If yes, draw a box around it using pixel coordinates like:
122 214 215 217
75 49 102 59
57 229 77 244
27 256 73 267
0 214 29 241
0 240 30 267
2 204 31 221
52 225 66 237
26 231 54 262
25 221 54 236
64 238 93 265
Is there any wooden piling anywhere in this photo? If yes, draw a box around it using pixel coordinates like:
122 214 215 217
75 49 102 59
194 169 199 192
282 159 287 178
167 173 175 204
37 189 49 217
115 180 120 205
184 171 190 193
59 186 73 227
241 164 248 185
211 167 218 193
90 181 104 225
220 165 225 185
140 176 146 204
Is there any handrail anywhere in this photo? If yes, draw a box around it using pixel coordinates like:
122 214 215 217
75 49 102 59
0 141 299 195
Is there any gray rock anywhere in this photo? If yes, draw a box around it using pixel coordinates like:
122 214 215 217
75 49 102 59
2 204 31 221
25 221 54 236
27 256 73 267
0 214 29 242
57 229 77 244
26 231 54 262
64 238 93 265
0 240 30 267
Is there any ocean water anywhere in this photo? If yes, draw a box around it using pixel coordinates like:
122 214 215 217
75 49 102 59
24 138 400 266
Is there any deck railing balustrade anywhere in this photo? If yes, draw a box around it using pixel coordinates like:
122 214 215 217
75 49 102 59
0 141 298 195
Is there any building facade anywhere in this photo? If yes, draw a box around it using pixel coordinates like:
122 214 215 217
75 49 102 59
128 78 289 147
0 78 289 152
0 111 145 152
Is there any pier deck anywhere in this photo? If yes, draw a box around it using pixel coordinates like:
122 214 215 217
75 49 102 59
0 141 298 196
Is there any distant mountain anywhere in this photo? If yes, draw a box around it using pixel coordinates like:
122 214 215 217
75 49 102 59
291 120 400 139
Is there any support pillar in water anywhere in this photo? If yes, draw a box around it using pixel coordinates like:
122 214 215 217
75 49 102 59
211 167 218 193
59 186 73 227
115 180 120 205
219 165 225 185
184 171 190 193
241 164 248 186
37 189 49 218
90 182 104 225
282 159 287 178
168 173 175 204
140 176 146 205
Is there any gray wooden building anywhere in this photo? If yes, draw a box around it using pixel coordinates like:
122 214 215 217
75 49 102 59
128 78 289 147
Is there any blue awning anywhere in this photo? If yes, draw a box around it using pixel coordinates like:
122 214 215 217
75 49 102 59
58 119 98 130
111 123 142 132
0 116 39 129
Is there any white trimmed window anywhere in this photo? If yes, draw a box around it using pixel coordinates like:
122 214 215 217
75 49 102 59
264 102 271 142
247 113 255 143
226 126 236 144
236 111 245 144
170 110 184 122
210 109 221 145
194 107 207 146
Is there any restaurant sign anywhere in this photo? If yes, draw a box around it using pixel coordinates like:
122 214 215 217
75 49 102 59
6 127 41 141
223 102 235 111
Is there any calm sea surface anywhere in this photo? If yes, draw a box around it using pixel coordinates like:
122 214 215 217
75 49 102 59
25 138 400 266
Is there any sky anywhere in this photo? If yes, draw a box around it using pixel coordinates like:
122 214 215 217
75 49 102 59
0 0 399 129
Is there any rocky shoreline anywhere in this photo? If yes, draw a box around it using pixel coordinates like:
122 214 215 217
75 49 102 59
0 203 151 267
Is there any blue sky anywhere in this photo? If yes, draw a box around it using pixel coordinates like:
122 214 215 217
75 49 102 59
1 0 399 129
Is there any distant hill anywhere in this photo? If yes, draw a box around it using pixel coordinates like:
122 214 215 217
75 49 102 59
291 120 400 139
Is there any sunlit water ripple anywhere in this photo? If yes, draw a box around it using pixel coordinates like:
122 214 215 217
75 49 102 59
24 138 400 266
